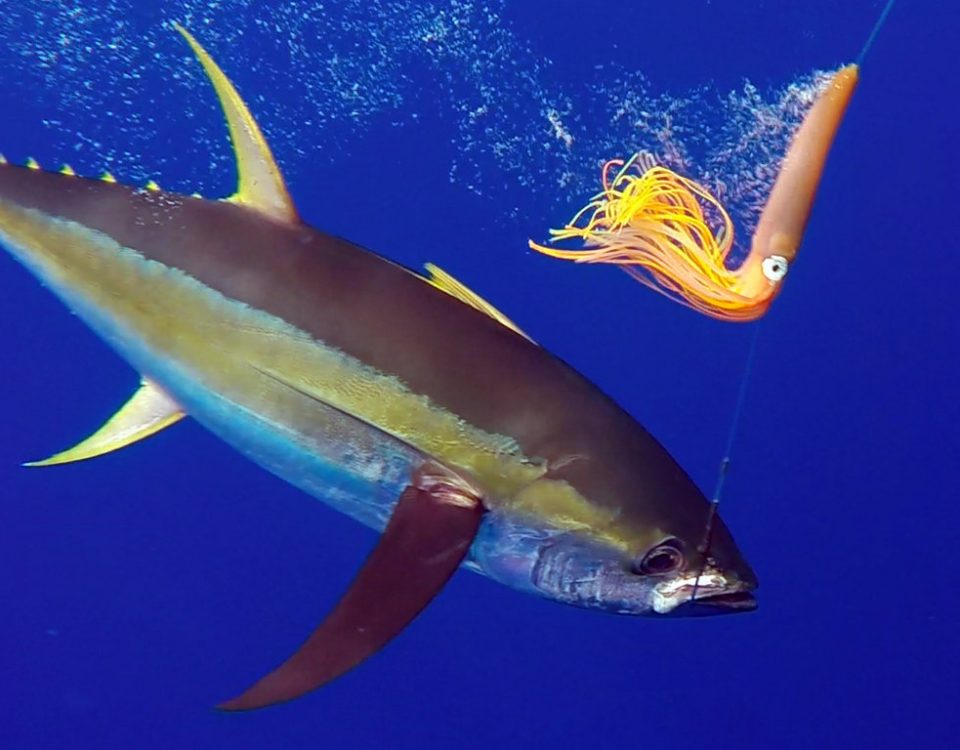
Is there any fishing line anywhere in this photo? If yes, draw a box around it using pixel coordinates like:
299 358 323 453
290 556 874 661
689 0 896 605
690 324 761 602
857 0 897 67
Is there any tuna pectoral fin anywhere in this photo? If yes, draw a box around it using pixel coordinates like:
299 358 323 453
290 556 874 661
24 378 184 467
219 475 484 711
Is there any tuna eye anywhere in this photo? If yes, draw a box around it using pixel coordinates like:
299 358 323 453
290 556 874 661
636 541 684 575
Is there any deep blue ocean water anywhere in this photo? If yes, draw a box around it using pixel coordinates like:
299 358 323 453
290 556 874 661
1 1 956 748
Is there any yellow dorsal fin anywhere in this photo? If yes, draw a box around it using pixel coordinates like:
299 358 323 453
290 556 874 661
25 378 185 467
173 23 297 224
423 263 532 341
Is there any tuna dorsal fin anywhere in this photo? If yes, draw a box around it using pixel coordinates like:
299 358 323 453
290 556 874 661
173 23 298 224
423 263 532 341
25 378 184 467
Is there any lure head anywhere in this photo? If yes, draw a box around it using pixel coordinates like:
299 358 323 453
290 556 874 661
734 63 862 310
732 235 794 304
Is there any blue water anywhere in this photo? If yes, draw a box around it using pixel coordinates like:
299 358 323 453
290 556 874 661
1 1 955 747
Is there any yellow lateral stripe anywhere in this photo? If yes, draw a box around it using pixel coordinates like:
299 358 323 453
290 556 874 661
0 200 627 548
25 378 185 467
423 263 532 342
173 23 297 224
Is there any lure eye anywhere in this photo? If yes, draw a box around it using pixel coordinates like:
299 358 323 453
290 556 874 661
635 540 684 575
761 255 789 283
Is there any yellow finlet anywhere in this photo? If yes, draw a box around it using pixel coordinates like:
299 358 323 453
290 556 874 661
423 263 532 341
173 23 297 225
26 157 40 170
145 179 161 191
101 171 117 183
60 164 76 176
0 154 7 164
25 378 185 467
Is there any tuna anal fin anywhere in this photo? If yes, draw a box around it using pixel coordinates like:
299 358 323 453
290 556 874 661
424 263 532 341
218 470 484 711
25 378 184 467
173 23 298 225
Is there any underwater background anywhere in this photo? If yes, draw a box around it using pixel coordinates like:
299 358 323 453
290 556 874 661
0 1 955 747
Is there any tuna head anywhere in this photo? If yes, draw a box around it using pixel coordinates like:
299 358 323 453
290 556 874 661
533 514 757 617
477 505 757 617
472 410 759 617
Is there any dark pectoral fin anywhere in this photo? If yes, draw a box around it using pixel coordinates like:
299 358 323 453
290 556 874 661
219 475 484 711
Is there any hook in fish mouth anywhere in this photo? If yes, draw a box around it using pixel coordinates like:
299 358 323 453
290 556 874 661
652 569 757 616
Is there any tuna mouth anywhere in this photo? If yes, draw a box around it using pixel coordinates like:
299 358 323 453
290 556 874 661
678 589 758 616
652 571 757 616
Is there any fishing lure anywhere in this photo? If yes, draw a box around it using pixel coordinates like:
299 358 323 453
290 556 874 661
529 1 895 322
